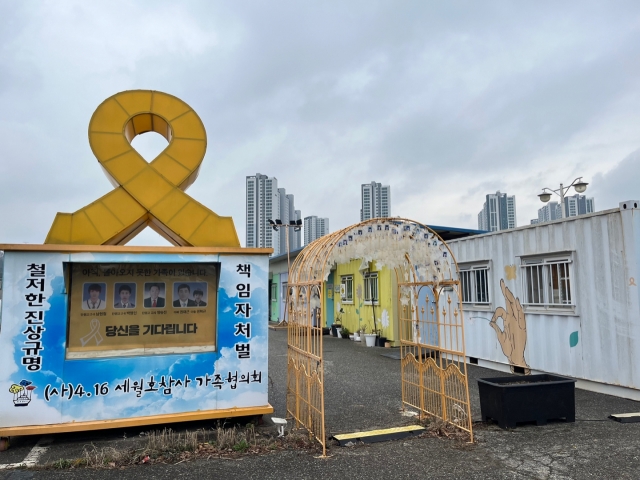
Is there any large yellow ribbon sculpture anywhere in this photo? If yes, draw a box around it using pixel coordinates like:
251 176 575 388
45 90 240 247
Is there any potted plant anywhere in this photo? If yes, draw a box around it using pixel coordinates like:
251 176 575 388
478 374 576 428
360 324 376 347
363 331 377 347
340 327 350 339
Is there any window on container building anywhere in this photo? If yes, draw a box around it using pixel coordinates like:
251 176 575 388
341 275 353 303
364 272 379 304
520 256 573 308
459 263 490 306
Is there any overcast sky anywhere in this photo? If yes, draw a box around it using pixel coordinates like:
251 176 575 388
1 1 640 246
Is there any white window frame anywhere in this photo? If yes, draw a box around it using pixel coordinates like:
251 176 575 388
520 255 574 310
341 275 353 304
459 263 491 308
271 282 277 302
364 272 379 305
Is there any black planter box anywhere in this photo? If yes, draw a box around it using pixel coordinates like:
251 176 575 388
376 336 387 347
478 374 576 428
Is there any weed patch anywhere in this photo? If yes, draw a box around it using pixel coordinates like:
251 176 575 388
417 416 475 444
41 423 320 470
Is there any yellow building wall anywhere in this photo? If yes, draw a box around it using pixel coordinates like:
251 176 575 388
329 259 398 343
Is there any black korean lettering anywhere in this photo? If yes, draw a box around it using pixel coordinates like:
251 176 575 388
21 356 42 371
234 303 252 318
26 263 46 276
236 284 251 298
236 264 251 277
186 323 198 334
234 322 251 337
24 293 46 307
235 343 250 359
25 311 44 323
26 278 45 291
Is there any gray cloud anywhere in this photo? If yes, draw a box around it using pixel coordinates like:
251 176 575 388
590 149 640 211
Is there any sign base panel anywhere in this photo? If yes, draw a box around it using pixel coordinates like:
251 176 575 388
0 404 273 437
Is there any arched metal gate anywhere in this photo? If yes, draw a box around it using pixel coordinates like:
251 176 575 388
286 218 473 455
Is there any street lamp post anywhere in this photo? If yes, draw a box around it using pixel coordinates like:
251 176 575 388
538 177 589 219
269 218 302 326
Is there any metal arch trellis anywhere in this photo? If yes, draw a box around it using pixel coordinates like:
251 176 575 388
286 218 473 456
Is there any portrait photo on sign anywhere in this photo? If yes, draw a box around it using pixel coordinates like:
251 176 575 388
114 282 137 309
82 282 107 310
143 282 166 308
173 282 208 307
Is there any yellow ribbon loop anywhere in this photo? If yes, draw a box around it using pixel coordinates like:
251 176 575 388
45 90 240 247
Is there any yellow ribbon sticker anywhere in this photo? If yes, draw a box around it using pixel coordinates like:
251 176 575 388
46 90 239 247
80 318 104 347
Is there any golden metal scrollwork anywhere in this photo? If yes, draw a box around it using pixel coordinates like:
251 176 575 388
287 218 473 456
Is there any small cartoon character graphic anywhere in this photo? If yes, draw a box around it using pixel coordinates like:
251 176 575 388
10 380 36 407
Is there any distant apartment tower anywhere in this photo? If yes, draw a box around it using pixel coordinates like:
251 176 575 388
564 194 595 218
531 195 595 224
246 173 279 253
538 201 562 223
292 209 302 250
304 216 330 245
477 191 517 231
246 173 302 255
361 181 391 221
278 190 302 253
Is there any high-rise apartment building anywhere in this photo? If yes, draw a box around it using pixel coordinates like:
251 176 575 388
246 173 302 255
538 201 562 223
277 190 302 253
246 173 279 253
477 191 517 231
563 194 595 218
361 181 391 221
530 195 595 224
304 216 330 245
292 209 302 250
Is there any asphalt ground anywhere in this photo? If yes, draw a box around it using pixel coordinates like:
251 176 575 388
2 328 640 479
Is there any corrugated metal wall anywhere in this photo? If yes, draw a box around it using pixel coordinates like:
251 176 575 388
448 205 640 389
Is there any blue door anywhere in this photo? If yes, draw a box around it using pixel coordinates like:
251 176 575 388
325 271 335 326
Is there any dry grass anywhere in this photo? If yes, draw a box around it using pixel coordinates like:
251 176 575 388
417 416 475 443
43 423 320 470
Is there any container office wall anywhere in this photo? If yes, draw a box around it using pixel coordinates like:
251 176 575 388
332 259 398 344
448 201 640 399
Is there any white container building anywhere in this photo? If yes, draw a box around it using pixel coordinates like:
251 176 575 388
448 200 640 400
